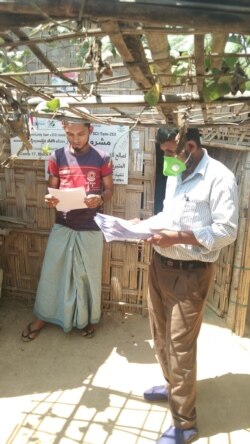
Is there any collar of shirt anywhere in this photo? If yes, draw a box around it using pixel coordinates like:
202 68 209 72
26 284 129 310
176 148 209 185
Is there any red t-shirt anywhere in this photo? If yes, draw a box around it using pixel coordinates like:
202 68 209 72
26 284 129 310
48 144 113 230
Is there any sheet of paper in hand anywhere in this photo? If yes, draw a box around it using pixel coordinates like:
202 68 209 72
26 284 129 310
94 213 156 242
48 187 87 211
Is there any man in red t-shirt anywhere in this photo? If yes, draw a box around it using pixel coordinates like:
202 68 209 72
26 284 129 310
22 115 113 341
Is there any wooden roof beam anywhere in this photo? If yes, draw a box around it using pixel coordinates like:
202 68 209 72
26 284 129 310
211 33 229 70
145 31 178 124
100 20 155 90
145 31 171 87
0 1 250 34
194 34 208 124
1 76 52 101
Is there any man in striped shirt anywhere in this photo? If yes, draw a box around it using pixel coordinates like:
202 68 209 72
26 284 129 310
143 128 238 444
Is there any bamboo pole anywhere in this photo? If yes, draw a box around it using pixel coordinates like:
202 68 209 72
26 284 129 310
227 151 250 334
234 151 250 336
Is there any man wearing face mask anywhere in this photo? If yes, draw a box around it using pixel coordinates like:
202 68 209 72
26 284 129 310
154 127 179 214
143 127 238 444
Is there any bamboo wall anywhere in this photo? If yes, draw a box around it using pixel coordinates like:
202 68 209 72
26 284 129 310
204 146 250 336
0 127 155 316
0 130 250 334
227 151 250 336
0 42 156 315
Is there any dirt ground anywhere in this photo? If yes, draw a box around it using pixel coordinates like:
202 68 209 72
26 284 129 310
0 298 250 444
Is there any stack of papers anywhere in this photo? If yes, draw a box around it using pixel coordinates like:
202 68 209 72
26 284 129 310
94 213 157 242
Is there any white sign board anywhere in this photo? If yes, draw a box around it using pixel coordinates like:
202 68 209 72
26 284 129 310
10 120 129 184
90 124 129 184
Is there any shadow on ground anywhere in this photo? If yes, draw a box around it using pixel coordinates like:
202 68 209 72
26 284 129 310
197 373 250 437
0 297 250 444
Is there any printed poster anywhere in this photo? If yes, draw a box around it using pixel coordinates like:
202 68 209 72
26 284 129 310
10 121 129 184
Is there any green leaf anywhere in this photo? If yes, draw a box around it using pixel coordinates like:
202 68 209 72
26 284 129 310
223 56 237 71
42 144 52 155
144 83 161 106
22 48 31 57
217 82 231 96
245 80 250 91
211 68 222 76
46 98 61 112
202 79 230 102
204 57 212 72
149 64 157 75
203 82 218 102
218 74 232 86
239 82 246 94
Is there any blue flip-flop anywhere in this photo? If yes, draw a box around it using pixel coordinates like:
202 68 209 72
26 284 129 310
143 385 168 401
157 426 198 444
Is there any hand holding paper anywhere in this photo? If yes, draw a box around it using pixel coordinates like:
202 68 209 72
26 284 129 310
48 187 87 211
94 213 173 242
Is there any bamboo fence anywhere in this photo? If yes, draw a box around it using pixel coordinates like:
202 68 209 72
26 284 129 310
0 127 155 316
227 151 250 336
205 142 249 336
0 128 250 333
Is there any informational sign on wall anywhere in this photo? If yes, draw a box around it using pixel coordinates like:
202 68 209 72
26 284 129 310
10 120 129 184
90 124 129 184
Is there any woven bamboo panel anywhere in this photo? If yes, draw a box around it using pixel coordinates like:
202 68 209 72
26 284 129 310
1 127 249 330
102 240 152 315
0 127 155 315
206 146 248 326
0 230 48 302
227 150 250 336
101 127 155 314
0 160 55 230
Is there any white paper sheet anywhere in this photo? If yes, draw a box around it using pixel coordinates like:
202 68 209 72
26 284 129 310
48 187 87 211
94 213 165 242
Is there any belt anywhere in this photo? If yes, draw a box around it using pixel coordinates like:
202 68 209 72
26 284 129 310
154 250 208 271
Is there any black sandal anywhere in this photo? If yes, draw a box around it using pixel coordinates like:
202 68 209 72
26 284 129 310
21 323 42 342
81 327 95 338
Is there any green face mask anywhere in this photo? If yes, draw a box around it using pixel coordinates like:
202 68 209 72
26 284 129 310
163 156 187 176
